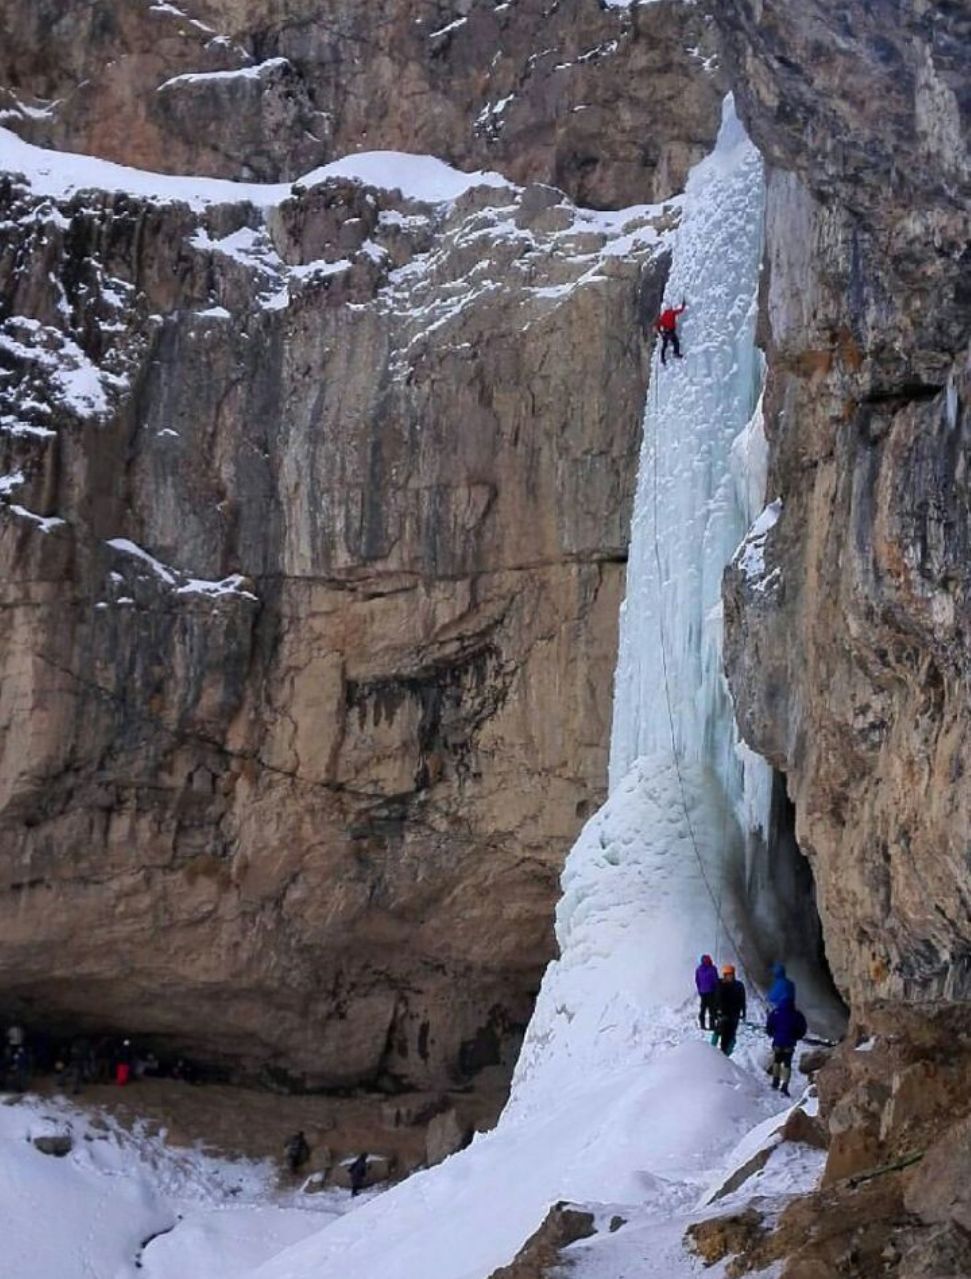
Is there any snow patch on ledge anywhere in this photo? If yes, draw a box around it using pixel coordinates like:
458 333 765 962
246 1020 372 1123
0 317 128 420
734 498 782 584
0 128 512 212
158 57 290 91
106 538 258 602
296 152 512 205
106 538 178 585
7 505 66 533
177 574 258 601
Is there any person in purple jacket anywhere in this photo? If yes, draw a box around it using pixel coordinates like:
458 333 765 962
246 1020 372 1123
694 954 720 1030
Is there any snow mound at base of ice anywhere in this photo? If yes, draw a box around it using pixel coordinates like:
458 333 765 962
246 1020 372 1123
510 753 751 1115
252 1034 786 1279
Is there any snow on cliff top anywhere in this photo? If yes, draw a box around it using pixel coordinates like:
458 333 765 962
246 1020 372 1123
298 152 510 203
0 127 510 209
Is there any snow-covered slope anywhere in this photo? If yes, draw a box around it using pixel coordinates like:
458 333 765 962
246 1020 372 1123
0 1096 351 1279
0 126 510 208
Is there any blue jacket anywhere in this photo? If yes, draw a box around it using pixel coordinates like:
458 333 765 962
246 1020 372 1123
766 999 806 1048
767 963 795 1008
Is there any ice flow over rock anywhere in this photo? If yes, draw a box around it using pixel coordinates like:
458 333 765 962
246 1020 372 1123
512 96 768 1109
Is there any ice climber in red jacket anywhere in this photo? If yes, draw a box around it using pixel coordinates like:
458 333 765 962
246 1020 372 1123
656 299 687 364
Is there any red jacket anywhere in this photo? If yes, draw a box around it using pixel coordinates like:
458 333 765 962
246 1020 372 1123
656 304 685 333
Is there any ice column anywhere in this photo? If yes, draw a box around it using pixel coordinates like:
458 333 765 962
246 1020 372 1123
610 97 766 805
509 99 769 1107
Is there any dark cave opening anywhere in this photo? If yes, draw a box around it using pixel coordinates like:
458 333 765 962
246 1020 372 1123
746 770 848 1038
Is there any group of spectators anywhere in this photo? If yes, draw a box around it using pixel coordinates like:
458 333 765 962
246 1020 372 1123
694 957 808 1095
1 1023 202 1094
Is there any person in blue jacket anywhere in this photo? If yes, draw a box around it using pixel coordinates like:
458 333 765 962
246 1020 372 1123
767 962 796 1009
765 997 807 1096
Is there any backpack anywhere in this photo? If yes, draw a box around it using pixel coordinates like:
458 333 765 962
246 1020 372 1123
793 1009 808 1041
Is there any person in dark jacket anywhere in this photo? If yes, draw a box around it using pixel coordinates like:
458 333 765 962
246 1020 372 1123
8 1043 30 1092
348 1151 369 1197
284 1131 310 1175
66 1037 93 1096
767 962 796 1009
712 964 746 1057
765 997 807 1096
694 954 720 1030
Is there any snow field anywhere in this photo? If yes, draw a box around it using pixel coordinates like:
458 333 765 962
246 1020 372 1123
0 128 510 211
250 1028 797 1279
0 1096 354 1279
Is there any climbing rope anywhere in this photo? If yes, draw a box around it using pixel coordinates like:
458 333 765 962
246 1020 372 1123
647 360 760 1003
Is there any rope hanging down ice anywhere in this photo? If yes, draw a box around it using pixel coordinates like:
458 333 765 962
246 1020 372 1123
648 364 758 999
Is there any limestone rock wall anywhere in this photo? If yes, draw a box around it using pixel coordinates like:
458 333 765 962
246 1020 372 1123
1 0 723 205
716 4 969 1269
0 129 684 1086
0 0 727 1094
718 0 970 1014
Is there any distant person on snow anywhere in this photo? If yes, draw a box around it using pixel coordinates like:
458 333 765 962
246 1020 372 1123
348 1151 369 1197
712 964 746 1057
767 962 796 1009
284 1131 311 1175
765 997 807 1097
694 954 720 1030
9 1044 30 1092
656 299 687 364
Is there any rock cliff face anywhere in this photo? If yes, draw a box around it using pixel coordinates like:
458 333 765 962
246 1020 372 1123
1 0 722 205
720 0 970 1017
0 0 725 1088
718 2 970 1272
0 151 678 1086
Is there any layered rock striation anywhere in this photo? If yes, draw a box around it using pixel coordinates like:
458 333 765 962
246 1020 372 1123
720 0 970 1016
1 0 723 206
0 122 687 1086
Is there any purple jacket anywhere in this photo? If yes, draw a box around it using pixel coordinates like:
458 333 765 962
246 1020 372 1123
695 960 719 995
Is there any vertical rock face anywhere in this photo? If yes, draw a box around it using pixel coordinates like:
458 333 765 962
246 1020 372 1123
719 0 970 1012
0 100 693 1083
716 5 969 1266
1 0 723 205
0 0 728 1093
0 1 726 1093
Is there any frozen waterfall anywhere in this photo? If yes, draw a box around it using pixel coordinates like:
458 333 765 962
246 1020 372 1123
610 100 766 803
509 97 769 1109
